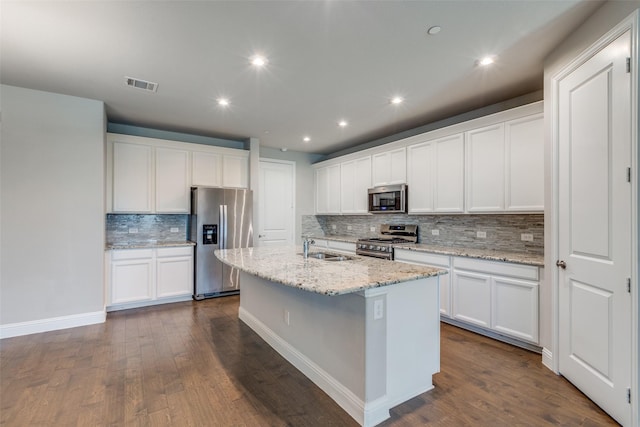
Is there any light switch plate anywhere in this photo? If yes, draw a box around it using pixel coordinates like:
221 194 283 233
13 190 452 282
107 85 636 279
477 231 487 239
128 228 138 234
332 224 337 230
347 225 352 230
432 229 440 236
170 227 179 233
521 233 534 242
373 299 384 320
370 226 376 232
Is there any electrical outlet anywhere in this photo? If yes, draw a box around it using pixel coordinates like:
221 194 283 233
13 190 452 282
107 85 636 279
347 225 352 230
373 299 384 320
521 233 534 242
477 231 487 239
284 310 290 325
170 227 179 233
370 226 376 232
128 228 138 234
332 224 337 230
432 229 440 236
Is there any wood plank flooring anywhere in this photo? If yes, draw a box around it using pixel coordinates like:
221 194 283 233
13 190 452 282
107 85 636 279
1 296 618 426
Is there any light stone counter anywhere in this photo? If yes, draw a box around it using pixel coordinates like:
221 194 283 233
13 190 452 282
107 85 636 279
316 235 543 267
105 240 195 250
392 243 544 266
215 246 446 296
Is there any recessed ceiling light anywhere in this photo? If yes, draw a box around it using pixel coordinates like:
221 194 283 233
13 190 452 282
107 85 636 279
251 55 268 67
303 136 311 142
217 97 230 106
338 120 348 127
427 26 441 35
390 96 404 105
478 56 495 66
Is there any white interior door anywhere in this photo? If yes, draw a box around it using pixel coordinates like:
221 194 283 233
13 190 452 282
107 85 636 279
258 159 295 247
557 30 631 426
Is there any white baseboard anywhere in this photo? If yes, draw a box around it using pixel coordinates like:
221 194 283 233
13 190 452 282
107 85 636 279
0 310 106 339
239 307 390 427
542 347 554 372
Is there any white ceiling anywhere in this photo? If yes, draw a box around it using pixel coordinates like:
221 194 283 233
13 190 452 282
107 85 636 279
1 1 603 155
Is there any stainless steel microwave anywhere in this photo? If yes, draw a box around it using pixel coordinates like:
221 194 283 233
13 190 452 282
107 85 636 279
368 184 407 214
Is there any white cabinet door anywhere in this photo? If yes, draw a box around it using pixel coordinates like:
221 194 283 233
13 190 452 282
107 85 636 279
505 114 544 211
111 257 154 304
466 124 505 212
156 254 193 298
222 154 249 188
112 142 153 212
372 147 406 186
192 151 222 187
452 269 491 328
155 147 190 213
434 133 465 213
492 276 539 343
315 167 329 214
407 142 434 213
341 156 371 214
326 164 341 214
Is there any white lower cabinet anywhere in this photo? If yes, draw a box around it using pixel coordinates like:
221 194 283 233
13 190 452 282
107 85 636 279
110 249 154 304
393 249 452 318
452 256 539 344
107 246 193 311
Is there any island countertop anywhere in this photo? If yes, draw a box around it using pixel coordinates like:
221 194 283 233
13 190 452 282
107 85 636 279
215 246 446 296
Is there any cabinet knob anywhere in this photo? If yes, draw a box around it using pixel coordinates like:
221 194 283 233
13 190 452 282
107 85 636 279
556 260 567 269
258 234 265 238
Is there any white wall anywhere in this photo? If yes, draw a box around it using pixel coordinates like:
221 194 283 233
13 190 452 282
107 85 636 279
260 147 324 244
0 85 106 333
541 2 640 354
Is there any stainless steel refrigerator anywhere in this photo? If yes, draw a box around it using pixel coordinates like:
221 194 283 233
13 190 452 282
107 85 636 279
190 187 253 299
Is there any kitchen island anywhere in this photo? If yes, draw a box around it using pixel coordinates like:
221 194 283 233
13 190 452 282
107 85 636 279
215 246 446 427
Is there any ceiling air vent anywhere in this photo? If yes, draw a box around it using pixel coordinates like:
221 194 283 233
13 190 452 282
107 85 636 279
124 76 158 92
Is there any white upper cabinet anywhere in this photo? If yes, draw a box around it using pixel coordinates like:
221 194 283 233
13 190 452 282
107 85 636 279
192 151 222 187
407 142 435 213
341 156 371 214
315 164 341 214
155 147 190 213
372 147 406 186
505 114 544 211
434 134 465 213
466 123 505 212
407 133 464 214
113 142 153 213
222 154 249 188
107 133 249 213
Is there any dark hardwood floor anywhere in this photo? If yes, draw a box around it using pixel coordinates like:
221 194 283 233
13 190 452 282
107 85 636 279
1 296 617 426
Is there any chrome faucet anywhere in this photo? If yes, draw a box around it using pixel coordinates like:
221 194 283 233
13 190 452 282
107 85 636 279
302 236 315 258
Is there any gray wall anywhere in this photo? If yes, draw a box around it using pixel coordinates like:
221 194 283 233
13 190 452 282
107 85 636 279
260 147 324 244
541 1 640 356
1 85 105 325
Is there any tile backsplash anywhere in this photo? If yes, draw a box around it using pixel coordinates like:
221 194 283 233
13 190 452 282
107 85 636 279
303 214 543 255
106 214 189 245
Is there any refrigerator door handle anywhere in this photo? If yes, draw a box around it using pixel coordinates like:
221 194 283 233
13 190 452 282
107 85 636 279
222 204 228 250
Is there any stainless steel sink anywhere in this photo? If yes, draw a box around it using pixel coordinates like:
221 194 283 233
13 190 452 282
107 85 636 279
303 251 353 261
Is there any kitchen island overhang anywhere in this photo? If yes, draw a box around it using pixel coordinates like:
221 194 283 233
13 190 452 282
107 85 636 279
215 247 446 427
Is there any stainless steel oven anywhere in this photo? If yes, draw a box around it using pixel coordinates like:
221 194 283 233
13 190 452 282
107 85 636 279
356 224 417 260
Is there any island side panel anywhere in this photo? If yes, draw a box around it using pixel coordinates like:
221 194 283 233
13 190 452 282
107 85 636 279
238 272 369 403
377 276 440 408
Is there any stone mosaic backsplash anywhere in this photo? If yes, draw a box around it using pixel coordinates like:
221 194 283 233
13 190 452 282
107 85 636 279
302 214 543 255
106 214 189 245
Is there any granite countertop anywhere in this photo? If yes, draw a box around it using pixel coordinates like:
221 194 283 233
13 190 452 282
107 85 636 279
391 244 544 266
215 246 446 296
316 235 544 267
106 241 196 250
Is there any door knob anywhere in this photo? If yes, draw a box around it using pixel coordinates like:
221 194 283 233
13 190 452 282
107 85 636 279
556 260 567 269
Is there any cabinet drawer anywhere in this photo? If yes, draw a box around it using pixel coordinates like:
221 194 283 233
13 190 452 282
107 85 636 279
394 249 450 267
453 257 538 281
111 248 154 261
327 240 356 253
157 246 193 258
